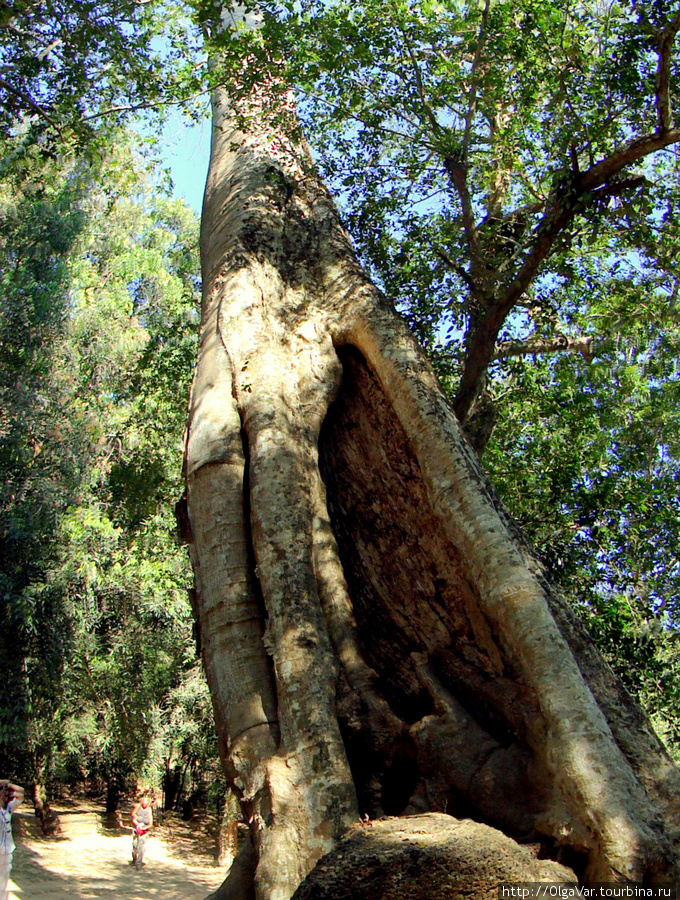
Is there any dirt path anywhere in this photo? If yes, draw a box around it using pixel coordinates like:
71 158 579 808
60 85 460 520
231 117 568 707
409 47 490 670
8 801 227 899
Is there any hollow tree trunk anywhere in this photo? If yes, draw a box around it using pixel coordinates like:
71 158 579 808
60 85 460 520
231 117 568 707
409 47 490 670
183 62 680 900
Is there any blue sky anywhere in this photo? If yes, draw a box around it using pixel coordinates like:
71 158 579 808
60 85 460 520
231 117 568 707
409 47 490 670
161 110 211 213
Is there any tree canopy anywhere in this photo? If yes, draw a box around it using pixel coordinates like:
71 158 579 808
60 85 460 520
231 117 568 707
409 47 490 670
0 0 204 146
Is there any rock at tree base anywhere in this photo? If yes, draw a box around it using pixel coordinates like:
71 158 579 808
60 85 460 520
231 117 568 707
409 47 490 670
292 813 576 900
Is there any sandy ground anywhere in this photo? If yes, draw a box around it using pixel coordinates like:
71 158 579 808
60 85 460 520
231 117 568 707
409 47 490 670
8 801 228 900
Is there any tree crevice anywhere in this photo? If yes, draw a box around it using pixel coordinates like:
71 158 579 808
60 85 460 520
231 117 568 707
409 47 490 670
317 343 557 841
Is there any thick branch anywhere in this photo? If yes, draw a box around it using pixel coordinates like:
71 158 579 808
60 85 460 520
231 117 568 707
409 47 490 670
500 177 646 314
454 190 580 420
656 14 680 130
580 129 680 190
453 171 651 420
453 309 507 421
638 8 680 132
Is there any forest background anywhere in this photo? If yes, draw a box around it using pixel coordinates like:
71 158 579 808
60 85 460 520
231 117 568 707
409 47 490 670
1 0 680 830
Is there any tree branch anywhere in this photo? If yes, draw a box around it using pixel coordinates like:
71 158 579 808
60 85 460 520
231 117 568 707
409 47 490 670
82 88 210 122
638 8 680 132
444 156 487 294
493 334 594 362
453 168 654 421
37 38 63 62
486 105 514 218
480 199 545 229
656 14 680 130
399 27 442 138
436 4 492 272
0 75 61 133
579 129 680 191
297 86 426 146
434 248 475 292
462 0 491 158
498 176 647 321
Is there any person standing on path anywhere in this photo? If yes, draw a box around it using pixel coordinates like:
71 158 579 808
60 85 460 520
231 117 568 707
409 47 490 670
0 780 24 900
130 794 153 870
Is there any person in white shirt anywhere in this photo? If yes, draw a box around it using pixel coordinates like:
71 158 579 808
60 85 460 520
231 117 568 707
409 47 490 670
130 794 153 870
0 780 24 900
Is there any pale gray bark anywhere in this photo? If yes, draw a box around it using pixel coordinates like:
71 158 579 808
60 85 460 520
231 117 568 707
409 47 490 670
184 67 680 900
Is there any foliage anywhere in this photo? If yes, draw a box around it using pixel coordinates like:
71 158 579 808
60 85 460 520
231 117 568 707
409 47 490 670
147 662 225 810
0 135 216 804
485 270 680 755
258 0 680 415
50 149 204 800
0 0 205 149
0 0 219 808
0 144 90 779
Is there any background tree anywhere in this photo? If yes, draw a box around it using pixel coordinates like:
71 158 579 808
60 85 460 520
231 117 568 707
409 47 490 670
0 0 231 831
0 133 225 818
0 142 89 799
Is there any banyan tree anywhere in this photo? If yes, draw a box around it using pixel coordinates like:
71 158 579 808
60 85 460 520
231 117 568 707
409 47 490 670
181 7 680 898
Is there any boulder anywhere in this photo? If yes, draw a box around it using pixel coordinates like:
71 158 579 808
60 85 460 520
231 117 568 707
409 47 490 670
293 814 576 900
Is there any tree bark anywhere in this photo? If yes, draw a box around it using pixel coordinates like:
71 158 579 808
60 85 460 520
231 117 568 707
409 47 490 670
217 790 241 868
184 66 680 900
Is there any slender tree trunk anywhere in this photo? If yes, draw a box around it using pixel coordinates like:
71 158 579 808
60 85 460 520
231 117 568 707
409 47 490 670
184 62 680 900
105 777 123 816
163 760 183 812
33 781 61 836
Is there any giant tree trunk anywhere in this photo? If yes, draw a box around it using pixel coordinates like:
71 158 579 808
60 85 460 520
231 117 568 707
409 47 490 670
183 63 680 900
